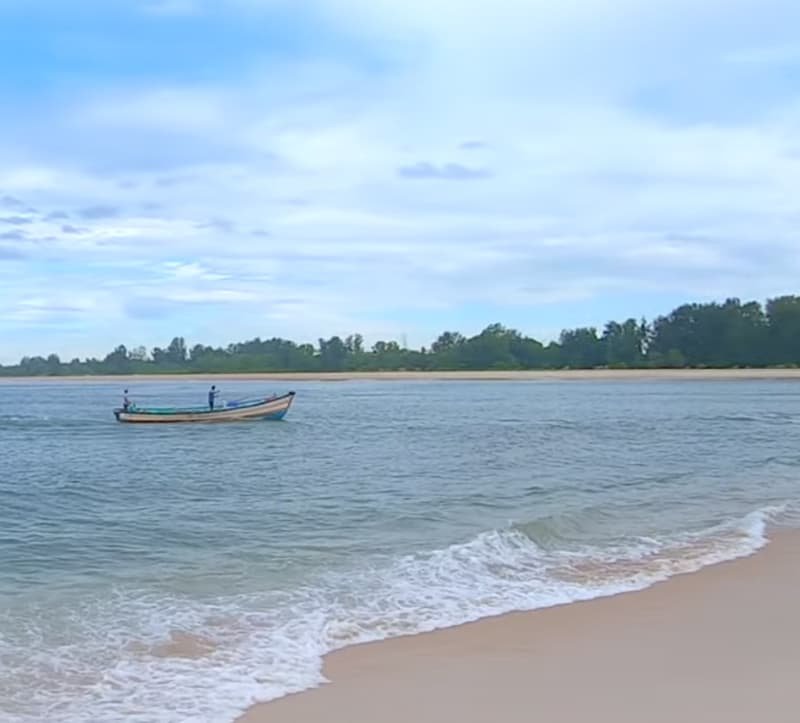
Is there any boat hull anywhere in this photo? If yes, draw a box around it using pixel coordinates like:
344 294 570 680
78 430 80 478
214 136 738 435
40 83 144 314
114 391 295 423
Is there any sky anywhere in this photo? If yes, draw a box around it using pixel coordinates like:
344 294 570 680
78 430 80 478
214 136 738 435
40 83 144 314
1 0 800 363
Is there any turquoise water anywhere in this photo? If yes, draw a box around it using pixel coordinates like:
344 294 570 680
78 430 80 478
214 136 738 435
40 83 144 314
1 379 799 722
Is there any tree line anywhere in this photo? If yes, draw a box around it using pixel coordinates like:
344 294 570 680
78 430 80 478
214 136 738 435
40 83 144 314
3 295 800 376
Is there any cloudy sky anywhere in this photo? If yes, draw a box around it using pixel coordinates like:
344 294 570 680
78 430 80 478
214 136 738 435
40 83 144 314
1 0 799 363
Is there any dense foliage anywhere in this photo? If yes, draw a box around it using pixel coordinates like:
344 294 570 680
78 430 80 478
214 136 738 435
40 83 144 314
3 296 800 376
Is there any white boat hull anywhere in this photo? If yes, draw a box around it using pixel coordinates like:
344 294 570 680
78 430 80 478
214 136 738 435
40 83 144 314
114 391 295 423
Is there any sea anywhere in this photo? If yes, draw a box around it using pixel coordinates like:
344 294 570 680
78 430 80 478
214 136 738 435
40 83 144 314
1 378 799 722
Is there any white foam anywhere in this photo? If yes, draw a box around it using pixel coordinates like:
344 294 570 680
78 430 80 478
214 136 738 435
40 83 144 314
0 503 790 723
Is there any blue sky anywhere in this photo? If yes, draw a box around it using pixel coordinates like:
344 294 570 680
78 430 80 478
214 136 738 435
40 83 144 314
2 0 800 363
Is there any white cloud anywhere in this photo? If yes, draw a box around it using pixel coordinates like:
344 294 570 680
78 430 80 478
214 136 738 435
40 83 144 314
4 293 113 325
725 44 800 65
161 261 229 281
0 166 65 191
78 88 232 133
140 0 200 15
2 0 800 362
160 288 260 303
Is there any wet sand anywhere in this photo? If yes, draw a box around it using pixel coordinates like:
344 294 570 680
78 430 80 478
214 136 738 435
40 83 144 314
238 530 800 723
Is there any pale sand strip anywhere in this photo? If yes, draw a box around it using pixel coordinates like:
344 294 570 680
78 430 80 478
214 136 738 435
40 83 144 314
4 368 800 383
238 531 800 723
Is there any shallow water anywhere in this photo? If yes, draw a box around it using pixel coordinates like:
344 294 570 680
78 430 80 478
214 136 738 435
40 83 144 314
1 379 798 722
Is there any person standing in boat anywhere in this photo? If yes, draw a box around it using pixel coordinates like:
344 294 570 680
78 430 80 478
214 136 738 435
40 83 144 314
122 389 131 411
208 385 218 410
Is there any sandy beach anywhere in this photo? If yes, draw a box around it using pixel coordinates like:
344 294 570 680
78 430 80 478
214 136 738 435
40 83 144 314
3 368 800 383
238 530 800 723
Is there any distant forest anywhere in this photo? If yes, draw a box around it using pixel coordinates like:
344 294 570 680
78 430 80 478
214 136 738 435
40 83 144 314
3 295 800 376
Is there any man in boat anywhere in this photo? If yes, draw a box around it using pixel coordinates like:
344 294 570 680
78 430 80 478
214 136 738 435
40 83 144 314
208 385 218 410
123 389 131 411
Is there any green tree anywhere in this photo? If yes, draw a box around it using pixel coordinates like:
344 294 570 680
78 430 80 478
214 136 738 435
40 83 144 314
345 334 364 355
6 292 800 376
129 346 148 362
559 327 604 368
459 324 518 369
649 299 767 367
167 336 188 364
319 336 348 370
766 295 800 365
46 354 62 375
603 318 647 367
103 345 131 373
431 331 466 353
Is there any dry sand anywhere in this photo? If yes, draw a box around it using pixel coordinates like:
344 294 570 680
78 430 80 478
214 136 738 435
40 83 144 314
238 530 800 723
4 368 800 383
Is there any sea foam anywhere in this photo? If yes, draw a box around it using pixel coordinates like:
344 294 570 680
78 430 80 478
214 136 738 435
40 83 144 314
0 503 790 723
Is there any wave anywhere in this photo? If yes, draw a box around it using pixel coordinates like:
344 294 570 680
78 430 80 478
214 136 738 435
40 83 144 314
0 503 791 723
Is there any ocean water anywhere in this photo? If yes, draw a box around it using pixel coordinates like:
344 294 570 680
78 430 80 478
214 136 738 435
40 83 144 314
1 378 799 722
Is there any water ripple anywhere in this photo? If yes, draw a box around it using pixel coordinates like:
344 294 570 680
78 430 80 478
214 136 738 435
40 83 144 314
1 379 800 721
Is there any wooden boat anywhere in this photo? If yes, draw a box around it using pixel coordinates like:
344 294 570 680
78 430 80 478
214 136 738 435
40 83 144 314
114 391 295 423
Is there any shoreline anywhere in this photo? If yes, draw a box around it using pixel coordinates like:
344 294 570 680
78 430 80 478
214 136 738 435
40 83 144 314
238 529 800 723
3 367 800 383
